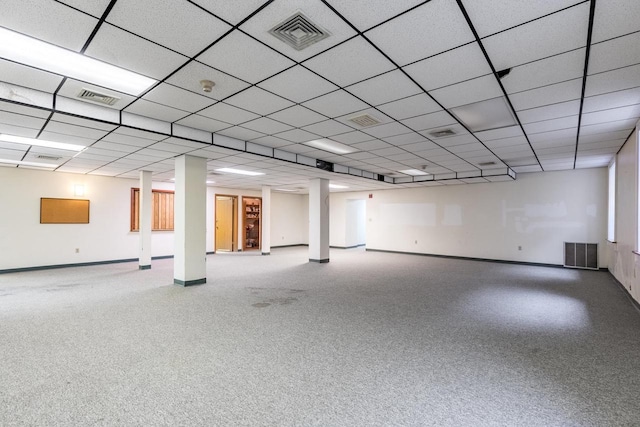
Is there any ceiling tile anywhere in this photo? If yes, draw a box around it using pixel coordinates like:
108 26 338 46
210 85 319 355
330 131 377 145
224 87 294 116
401 110 456 131
383 133 430 146
241 117 293 135
582 87 640 113
143 83 214 113
167 61 250 102
362 122 411 139
502 49 585 94
198 102 259 125
483 3 590 70
273 129 319 143
85 23 187 81
366 0 475 66
0 110 46 130
217 126 265 141
517 100 581 124
331 0 426 31
474 126 524 141
462 0 581 38
0 0 98 51
42 121 108 140
175 114 231 133
346 70 422 106
581 105 640 126
258 66 338 103
510 79 582 111
301 120 354 137
268 106 327 128
523 115 579 134
250 136 291 148
351 140 393 151
0 60 64 93
429 75 503 108
303 36 395 87
585 64 640 97
589 32 640 75
302 90 369 118
592 0 640 43
404 42 493 92
198 30 294 84
377 93 441 121
191 0 265 25
124 99 190 122
240 0 357 62
107 0 231 56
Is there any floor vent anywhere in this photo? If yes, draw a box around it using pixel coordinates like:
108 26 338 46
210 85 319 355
77 88 120 106
269 11 330 51
348 114 380 127
564 242 598 270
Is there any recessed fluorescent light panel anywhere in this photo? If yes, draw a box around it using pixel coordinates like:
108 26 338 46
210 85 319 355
303 139 357 155
329 184 348 189
450 97 517 132
399 169 429 176
0 134 85 151
0 158 58 168
0 27 156 95
217 168 265 176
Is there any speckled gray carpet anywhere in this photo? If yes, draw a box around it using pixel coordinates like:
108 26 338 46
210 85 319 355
1 247 639 426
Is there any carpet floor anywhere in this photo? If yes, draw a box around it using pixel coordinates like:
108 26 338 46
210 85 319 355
1 247 639 426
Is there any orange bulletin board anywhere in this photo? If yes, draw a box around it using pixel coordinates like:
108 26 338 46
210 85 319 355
40 198 90 224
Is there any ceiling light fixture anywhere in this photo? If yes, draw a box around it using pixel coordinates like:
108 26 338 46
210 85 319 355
0 158 58 168
275 188 297 192
329 184 348 189
0 134 85 151
0 27 156 95
304 139 357 155
450 97 517 132
217 168 265 176
400 169 429 176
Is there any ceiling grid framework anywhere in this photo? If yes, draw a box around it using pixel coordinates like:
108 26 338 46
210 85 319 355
0 0 637 191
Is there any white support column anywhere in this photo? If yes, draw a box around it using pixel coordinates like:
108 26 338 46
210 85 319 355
138 170 152 270
262 186 271 256
309 178 330 263
174 155 207 286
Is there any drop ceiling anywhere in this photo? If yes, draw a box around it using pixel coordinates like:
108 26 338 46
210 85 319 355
0 0 636 192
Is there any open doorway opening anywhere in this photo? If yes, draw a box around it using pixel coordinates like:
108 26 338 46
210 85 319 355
215 195 238 252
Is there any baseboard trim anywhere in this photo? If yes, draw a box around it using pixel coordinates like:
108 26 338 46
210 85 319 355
272 244 309 248
608 272 640 314
309 258 329 263
174 278 206 287
1 255 175 274
138 265 151 270
330 244 366 249
262 252 270 256
365 248 566 269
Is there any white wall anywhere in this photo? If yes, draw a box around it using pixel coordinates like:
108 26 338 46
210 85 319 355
0 167 175 270
0 168 310 270
608 127 640 302
363 168 608 266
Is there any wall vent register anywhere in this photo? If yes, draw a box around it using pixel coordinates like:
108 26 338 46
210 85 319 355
564 242 598 270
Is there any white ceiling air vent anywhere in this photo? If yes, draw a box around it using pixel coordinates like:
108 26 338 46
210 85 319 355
76 88 120 106
478 161 496 167
36 155 62 161
348 114 381 128
429 129 456 138
269 11 330 51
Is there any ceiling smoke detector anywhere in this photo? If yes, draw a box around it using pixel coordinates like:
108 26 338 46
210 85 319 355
269 11 330 51
429 129 456 138
348 114 380 128
200 80 215 93
76 88 120 106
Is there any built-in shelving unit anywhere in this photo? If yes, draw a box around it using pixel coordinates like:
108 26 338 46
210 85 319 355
243 197 261 251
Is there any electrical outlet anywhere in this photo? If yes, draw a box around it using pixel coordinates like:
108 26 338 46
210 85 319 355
75 248 79 253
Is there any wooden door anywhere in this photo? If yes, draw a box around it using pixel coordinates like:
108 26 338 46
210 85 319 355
215 196 235 251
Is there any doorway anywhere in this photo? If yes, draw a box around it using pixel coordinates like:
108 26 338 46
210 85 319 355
215 195 238 252
345 199 366 248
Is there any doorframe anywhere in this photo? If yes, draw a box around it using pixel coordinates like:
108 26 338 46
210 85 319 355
214 194 238 252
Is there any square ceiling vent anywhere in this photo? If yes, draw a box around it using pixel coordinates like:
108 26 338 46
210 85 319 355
269 11 330 51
